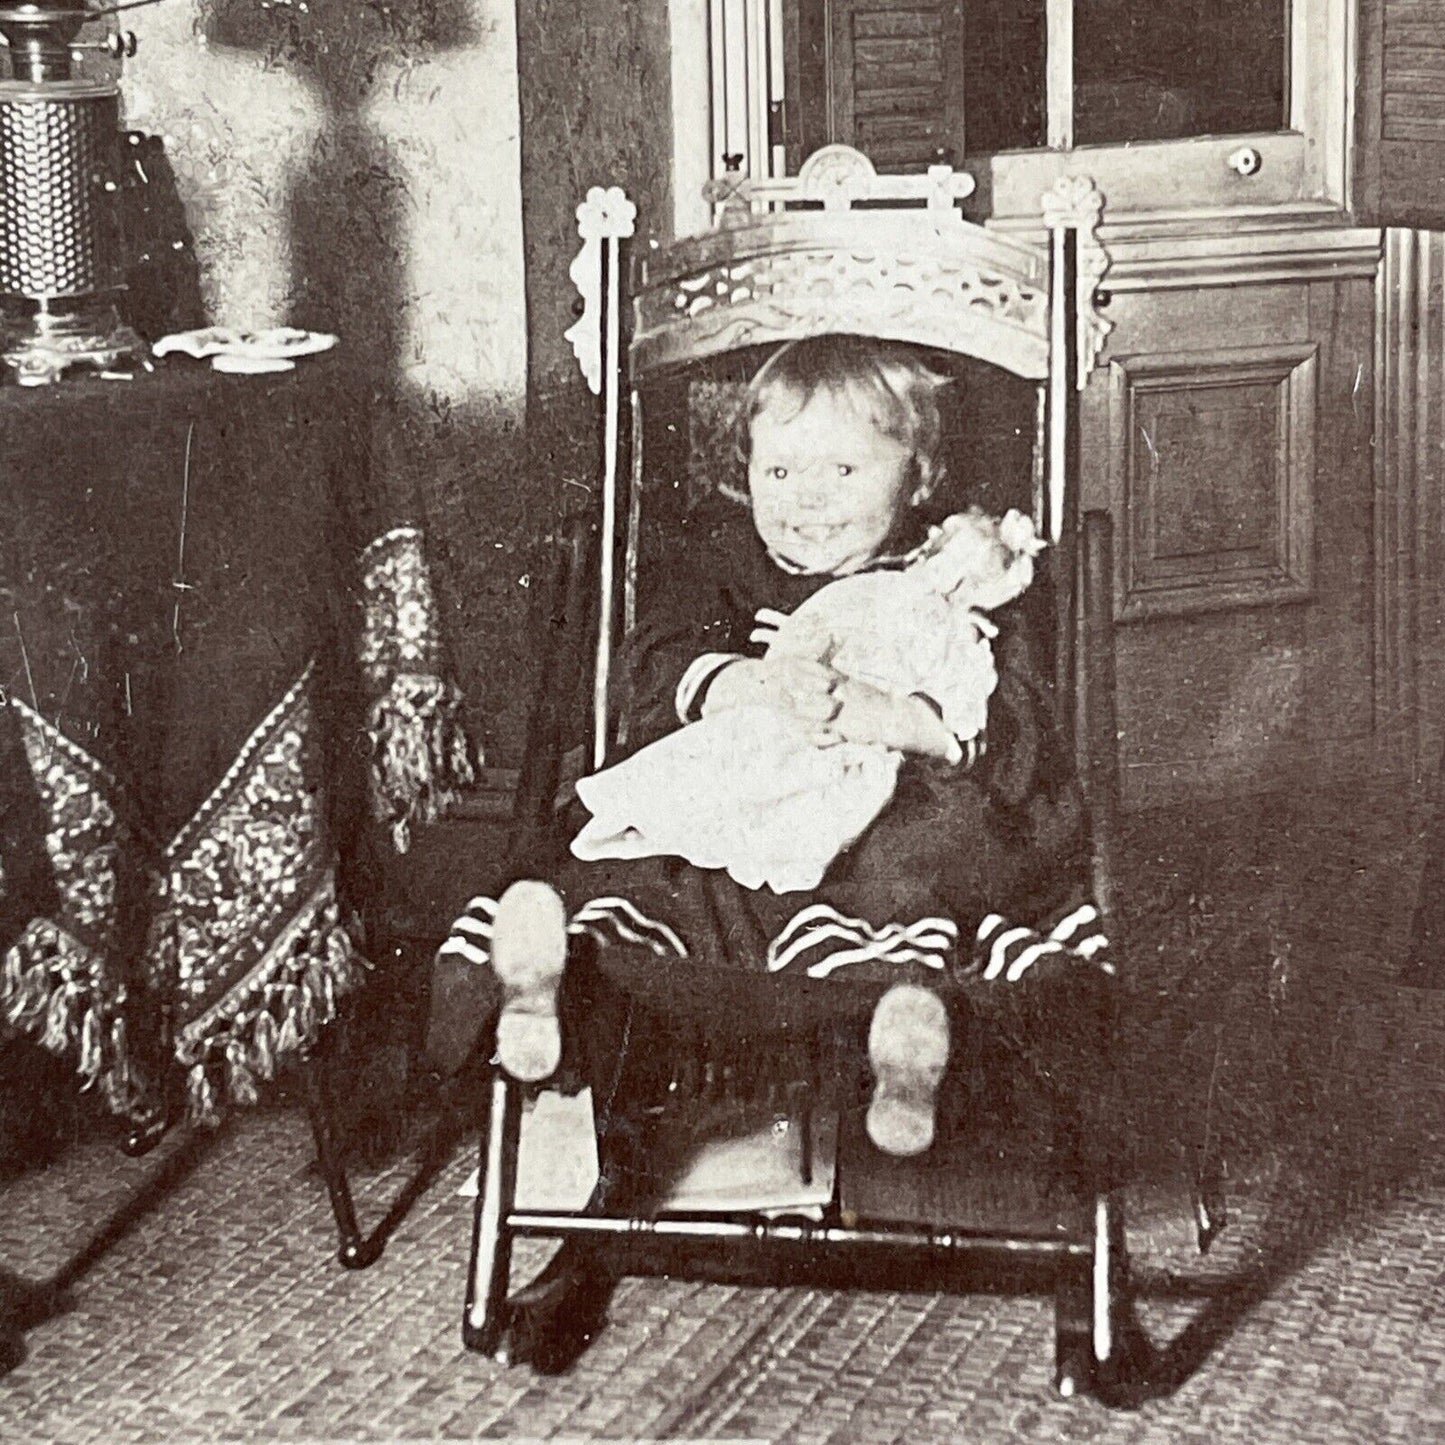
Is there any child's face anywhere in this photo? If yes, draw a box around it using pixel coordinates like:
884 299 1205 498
747 390 915 575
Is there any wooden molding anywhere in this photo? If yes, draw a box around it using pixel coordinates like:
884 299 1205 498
1109 343 1319 623
992 209 1382 292
703 142 976 218
1375 228 1445 780
1098 224 1381 292
632 199 1055 382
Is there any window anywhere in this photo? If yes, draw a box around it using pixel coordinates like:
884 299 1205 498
691 0 1353 227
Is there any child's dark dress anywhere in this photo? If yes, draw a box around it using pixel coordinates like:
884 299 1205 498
439 511 1111 1118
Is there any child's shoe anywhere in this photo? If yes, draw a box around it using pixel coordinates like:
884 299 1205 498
866 984 950 1156
491 880 569 1083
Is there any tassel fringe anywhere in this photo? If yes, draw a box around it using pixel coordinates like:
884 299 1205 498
174 894 368 1125
366 671 477 852
2 892 366 1128
1 919 142 1114
187 1063 218 1129
102 1016 135 1114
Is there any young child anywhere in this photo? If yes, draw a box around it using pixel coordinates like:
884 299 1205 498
439 334 1110 1159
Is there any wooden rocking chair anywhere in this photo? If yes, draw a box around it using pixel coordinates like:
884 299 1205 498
460 149 1154 1405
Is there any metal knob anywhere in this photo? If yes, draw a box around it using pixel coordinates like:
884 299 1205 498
1227 146 1262 178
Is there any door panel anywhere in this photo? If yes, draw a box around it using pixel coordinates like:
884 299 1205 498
1081 277 1376 805
1106 343 1317 623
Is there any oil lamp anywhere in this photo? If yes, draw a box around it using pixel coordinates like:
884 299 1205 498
0 1 159 383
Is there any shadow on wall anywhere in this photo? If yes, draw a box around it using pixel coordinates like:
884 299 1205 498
205 0 477 390
200 0 536 765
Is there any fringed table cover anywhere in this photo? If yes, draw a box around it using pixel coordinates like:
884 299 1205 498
0 355 475 1128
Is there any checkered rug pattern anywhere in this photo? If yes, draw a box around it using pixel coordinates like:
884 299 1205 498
2 780 1444 1444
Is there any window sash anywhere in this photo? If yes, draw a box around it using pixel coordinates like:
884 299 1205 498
687 0 1354 226
709 0 787 180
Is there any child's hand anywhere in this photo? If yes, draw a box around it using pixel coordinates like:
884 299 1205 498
816 678 904 749
819 678 960 761
700 655 842 726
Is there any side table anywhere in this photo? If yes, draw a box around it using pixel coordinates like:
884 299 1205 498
0 355 474 1133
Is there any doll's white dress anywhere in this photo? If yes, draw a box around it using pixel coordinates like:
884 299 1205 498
570 509 1043 895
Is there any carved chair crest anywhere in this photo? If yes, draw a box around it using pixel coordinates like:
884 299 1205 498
616 147 1110 387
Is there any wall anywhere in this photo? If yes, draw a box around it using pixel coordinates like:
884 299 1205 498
513 0 675 493
122 0 535 761
121 0 677 768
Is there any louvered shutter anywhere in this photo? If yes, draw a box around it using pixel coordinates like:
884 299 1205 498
825 0 965 172
1357 0 1445 226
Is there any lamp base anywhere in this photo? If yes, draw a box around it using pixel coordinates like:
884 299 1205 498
1 297 150 386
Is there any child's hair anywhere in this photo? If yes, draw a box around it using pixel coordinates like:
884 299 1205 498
727 333 951 504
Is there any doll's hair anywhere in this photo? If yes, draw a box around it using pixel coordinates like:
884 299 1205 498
725 333 951 505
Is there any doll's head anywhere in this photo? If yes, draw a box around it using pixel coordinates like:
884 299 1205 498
912 506 1045 610
736 334 949 575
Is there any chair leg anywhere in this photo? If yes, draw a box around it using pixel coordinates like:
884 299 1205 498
463 1067 522 1357
501 1068 631 1372
119 1088 172 1159
1192 1143 1229 1254
1084 1193 1153 1407
500 1239 617 1375
120 998 177 1158
1053 1252 1093 1400
1055 1194 1147 1403
1090 1193 1128 1385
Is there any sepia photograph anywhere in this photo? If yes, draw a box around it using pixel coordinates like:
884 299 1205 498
0 2 1442 1441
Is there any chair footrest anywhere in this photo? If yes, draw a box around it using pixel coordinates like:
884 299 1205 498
505 1208 1092 1259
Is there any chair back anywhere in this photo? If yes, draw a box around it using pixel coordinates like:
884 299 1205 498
532 148 1121 910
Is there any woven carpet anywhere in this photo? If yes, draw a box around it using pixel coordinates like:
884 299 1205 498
1 777 1444 1444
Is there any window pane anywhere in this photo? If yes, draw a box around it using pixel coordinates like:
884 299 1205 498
783 0 1290 171
961 0 1046 154
1075 0 1288 146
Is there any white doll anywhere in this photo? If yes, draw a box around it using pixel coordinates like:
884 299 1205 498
571 507 1044 894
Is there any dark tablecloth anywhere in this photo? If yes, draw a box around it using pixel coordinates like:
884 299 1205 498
0 356 474 1123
